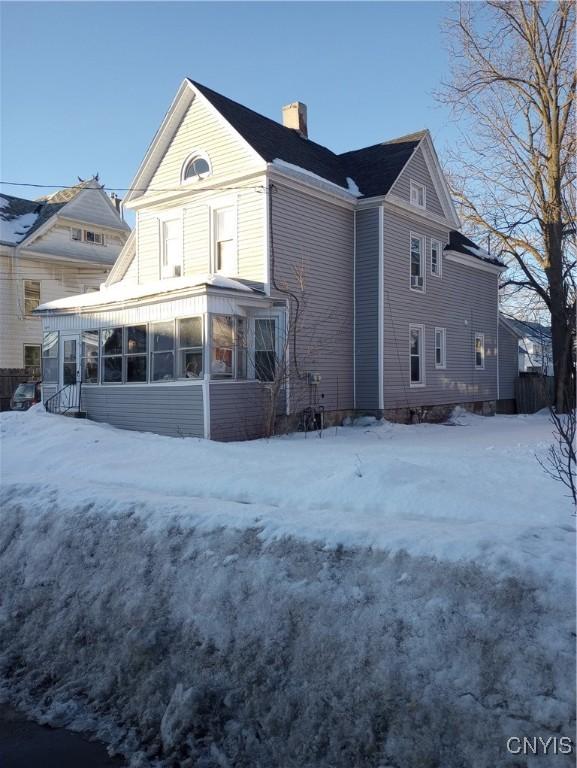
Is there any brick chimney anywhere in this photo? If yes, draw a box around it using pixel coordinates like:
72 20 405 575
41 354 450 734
282 102 308 139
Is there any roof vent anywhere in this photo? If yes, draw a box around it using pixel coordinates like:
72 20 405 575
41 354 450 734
282 102 308 139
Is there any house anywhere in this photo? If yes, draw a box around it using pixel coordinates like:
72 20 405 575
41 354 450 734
0 179 130 383
500 314 553 376
34 79 506 440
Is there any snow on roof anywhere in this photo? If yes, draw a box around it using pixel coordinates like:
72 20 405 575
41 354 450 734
272 158 361 197
0 195 40 245
36 273 254 312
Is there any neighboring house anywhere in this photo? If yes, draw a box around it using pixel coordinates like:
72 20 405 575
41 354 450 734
34 79 506 440
500 315 553 376
0 179 130 378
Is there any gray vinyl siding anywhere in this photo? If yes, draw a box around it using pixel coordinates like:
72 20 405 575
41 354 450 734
354 208 380 409
82 384 204 438
210 380 266 441
498 321 520 400
389 145 444 218
382 210 498 408
270 182 354 414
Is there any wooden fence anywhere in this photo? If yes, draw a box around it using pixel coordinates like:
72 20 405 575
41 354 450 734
514 373 555 414
0 368 35 412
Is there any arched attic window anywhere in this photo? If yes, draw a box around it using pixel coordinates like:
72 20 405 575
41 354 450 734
181 152 211 183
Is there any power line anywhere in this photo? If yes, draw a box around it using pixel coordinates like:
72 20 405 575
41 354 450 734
0 181 266 195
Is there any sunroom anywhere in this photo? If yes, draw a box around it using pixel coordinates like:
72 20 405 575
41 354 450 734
35 275 286 441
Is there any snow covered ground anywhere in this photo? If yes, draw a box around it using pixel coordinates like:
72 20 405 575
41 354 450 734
0 409 575 767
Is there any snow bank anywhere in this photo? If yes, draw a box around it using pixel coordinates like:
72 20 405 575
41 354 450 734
0 411 575 767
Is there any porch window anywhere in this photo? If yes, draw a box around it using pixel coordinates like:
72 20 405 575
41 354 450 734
178 317 203 378
475 333 485 369
125 325 147 382
409 324 425 386
214 207 236 274
82 330 99 383
211 315 234 377
254 318 276 382
24 280 41 315
101 328 123 383
410 235 425 292
42 332 59 382
151 321 175 381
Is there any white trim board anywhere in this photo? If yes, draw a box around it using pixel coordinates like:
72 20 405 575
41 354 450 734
444 250 506 275
378 205 384 410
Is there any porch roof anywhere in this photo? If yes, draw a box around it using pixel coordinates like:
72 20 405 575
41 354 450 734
35 273 255 314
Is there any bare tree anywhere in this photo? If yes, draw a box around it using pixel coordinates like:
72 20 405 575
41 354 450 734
536 406 576 506
438 1 576 411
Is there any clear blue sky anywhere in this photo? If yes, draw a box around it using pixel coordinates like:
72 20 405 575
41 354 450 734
1 1 457 202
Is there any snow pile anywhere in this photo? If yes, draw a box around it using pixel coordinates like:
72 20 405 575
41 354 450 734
0 195 39 244
36 273 253 312
0 410 575 767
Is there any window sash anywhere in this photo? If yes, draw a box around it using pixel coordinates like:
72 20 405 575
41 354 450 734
161 219 182 276
178 317 203 378
254 318 276 382
435 328 446 369
410 236 424 291
24 345 41 368
431 240 442 276
475 333 485 369
24 280 41 315
410 181 425 208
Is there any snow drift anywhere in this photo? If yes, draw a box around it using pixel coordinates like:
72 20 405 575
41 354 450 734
0 410 575 767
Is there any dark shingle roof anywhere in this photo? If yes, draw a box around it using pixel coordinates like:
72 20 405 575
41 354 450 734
0 193 68 245
190 80 423 198
446 230 506 267
500 314 551 343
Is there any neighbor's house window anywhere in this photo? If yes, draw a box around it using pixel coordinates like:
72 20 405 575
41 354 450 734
475 333 485 369
182 154 211 182
409 324 425 386
213 207 236 274
81 330 99 383
24 280 41 315
431 239 442 276
101 328 123 383
254 318 276 382
178 317 203 378
210 315 246 379
42 332 59 382
410 180 426 208
24 344 41 369
410 234 425 292
84 230 105 245
161 219 183 279
151 321 175 381
125 325 147 382
435 327 446 369
71 228 82 241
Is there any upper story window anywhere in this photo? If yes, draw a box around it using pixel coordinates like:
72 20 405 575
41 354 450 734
214 206 237 274
410 180 426 209
24 280 41 315
410 233 425 292
161 218 183 279
71 227 105 245
181 152 211 183
431 239 442 277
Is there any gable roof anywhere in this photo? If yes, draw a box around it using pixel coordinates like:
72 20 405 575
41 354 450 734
191 80 428 199
0 179 128 247
499 313 551 344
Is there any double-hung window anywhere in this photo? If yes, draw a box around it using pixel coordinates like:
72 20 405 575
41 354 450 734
214 207 236 274
126 326 147 382
210 315 246 378
409 324 425 386
178 317 203 378
24 280 41 315
431 239 442 277
410 181 426 208
410 234 425 292
161 219 182 279
151 322 175 381
85 230 105 245
475 333 485 369
24 344 41 370
435 327 446 369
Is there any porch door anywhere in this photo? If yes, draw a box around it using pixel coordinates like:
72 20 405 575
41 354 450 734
60 332 81 408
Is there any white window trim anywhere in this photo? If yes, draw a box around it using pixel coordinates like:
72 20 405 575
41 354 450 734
158 210 184 280
70 227 106 246
410 180 426 209
434 327 447 369
23 343 41 368
180 149 212 185
409 323 426 387
475 332 485 370
210 196 238 276
431 238 443 277
409 231 426 294
248 311 284 381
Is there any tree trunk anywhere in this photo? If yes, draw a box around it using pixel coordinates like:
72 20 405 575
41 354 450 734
545 219 572 412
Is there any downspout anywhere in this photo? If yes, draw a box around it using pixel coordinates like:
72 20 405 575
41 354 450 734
496 281 500 401
353 209 356 409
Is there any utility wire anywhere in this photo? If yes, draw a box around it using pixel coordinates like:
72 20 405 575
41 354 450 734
0 181 265 195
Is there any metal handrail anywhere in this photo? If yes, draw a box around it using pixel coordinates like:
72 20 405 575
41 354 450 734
44 382 83 415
